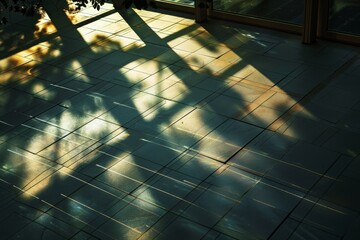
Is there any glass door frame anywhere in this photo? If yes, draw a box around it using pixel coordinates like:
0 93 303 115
156 0 303 34
154 0 359 46
317 0 360 46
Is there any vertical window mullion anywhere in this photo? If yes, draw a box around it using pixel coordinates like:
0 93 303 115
303 0 319 44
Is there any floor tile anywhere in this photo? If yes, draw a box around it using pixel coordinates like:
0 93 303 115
0 213 32 239
289 223 340 240
343 216 360 240
133 139 184 166
201 94 250 119
246 130 299 159
193 119 262 162
228 148 279 175
303 200 358 236
157 108 226 148
12 221 66 240
133 169 200 210
322 175 360 212
223 81 267 102
96 154 162 193
279 116 329 142
269 218 300 240
154 217 209 240
264 162 321 192
180 186 237 228
206 166 260 201
35 212 80 238
215 197 288 240
242 105 283 128
128 100 193 135
323 129 360 157
282 142 340 174
168 151 223 181
280 66 334 96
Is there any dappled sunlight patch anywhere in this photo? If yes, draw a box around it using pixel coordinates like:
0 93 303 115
162 22 202 37
118 28 144 41
16 43 50 57
195 44 231 58
133 59 167 74
23 128 63 153
0 23 42 54
62 59 89 72
230 64 257 79
21 174 53 198
107 35 143 50
243 105 283 129
82 30 112 45
224 80 268 102
21 60 49 77
132 92 163 115
1 147 56 196
75 118 121 141
0 54 31 73
294 106 318 120
140 99 184 123
34 21 58 38
122 40 146 52
194 120 263 162
12 37 65 66
122 69 149 84
28 81 48 94
27 48 62 62
159 109 224 148
57 111 94 132
0 71 29 86
194 30 221 45
57 165 78 179
94 153 163 196
134 8 161 19
99 21 132 35
203 59 236 75
39 137 82 161
218 50 244 63
106 129 132 146
136 69 178 95
261 91 300 112
147 19 175 31
245 69 285 86
179 53 215 69
158 81 188 101
102 12 125 22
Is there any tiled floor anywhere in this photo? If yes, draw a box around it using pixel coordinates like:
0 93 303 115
1 2 360 240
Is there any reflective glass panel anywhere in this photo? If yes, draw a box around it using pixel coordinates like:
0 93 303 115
328 0 360 36
213 0 305 25
159 0 194 6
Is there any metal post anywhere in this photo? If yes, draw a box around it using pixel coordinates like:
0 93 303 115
303 0 319 44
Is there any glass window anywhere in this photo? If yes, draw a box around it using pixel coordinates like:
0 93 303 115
213 0 305 25
328 0 360 36
158 0 194 6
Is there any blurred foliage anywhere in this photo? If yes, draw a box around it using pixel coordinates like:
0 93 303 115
0 0 42 24
0 0 156 24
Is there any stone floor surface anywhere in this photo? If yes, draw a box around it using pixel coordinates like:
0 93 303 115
0 2 360 240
